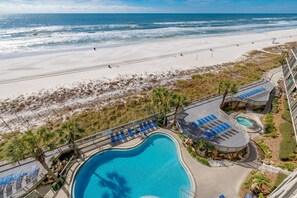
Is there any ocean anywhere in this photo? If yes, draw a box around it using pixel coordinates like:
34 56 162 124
1 13 297 54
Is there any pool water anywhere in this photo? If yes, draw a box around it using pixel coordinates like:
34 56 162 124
236 116 254 127
72 134 192 198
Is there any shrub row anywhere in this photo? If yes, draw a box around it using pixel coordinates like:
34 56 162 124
186 146 210 166
279 122 296 161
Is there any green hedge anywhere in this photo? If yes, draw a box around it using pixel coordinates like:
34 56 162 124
279 162 297 171
281 110 292 123
279 122 296 161
274 172 288 188
186 146 210 166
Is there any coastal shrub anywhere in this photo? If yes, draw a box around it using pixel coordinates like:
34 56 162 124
258 193 265 198
279 162 297 171
279 122 296 161
257 138 272 159
178 133 185 142
191 74 203 80
271 97 280 114
274 172 288 188
264 113 277 137
196 156 210 166
281 110 292 123
51 176 66 191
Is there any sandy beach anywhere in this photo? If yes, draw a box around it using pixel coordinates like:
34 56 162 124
1 28 297 100
0 28 297 132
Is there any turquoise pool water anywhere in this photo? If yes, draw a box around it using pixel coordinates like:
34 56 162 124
236 116 254 127
72 133 192 198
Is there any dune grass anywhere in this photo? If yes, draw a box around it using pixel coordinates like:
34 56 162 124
0 43 295 160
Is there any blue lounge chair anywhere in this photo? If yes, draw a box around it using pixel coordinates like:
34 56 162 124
204 132 212 138
192 122 198 128
211 114 217 119
152 120 158 127
0 177 4 190
128 128 134 137
116 133 121 142
120 131 127 140
4 174 13 185
142 129 147 136
197 120 203 126
14 170 23 183
135 129 140 134
143 122 149 130
210 129 217 136
111 134 116 143
147 122 153 129
204 117 211 122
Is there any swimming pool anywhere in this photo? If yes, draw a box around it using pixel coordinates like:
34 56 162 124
72 133 193 198
236 116 254 127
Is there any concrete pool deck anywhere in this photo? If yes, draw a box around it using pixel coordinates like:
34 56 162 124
45 129 252 198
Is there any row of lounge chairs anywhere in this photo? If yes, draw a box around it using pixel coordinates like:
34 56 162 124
192 114 218 128
204 122 232 138
0 165 39 192
110 119 158 143
237 87 266 99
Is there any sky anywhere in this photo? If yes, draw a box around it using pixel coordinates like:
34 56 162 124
0 0 296 13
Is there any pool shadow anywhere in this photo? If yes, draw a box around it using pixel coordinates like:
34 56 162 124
94 171 131 198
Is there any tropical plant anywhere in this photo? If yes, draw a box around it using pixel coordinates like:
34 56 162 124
170 93 188 126
253 173 270 191
59 121 84 157
151 87 172 126
217 81 238 108
3 130 59 183
244 171 270 195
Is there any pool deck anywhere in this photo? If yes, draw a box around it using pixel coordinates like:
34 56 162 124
46 129 252 198
177 79 275 151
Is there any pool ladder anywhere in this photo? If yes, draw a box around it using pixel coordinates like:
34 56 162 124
180 188 199 198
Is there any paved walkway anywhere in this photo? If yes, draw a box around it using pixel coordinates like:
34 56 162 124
48 129 253 198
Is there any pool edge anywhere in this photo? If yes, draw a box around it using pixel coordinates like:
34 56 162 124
69 131 196 198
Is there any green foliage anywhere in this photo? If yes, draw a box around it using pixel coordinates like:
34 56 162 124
274 172 288 187
264 113 277 138
196 156 210 166
51 176 66 191
279 122 296 161
279 162 297 171
186 146 209 166
281 110 292 123
195 140 215 151
257 138 272 159
258 193 265 198
244 171 271 192
191 74 203 80
271 97 280 114
178 133 185 142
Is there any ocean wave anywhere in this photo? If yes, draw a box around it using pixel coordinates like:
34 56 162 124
0 24 141 36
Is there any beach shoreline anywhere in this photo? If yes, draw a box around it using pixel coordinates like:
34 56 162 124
0 28 297 100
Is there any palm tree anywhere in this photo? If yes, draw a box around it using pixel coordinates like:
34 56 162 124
217 81 238 108
253 173 270 191
279 51 289 65
60 121 83 157
170 93 188 126
3 130 59 183
151 87 172 126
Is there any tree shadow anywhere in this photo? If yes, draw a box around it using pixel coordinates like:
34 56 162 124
94 171 131 198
